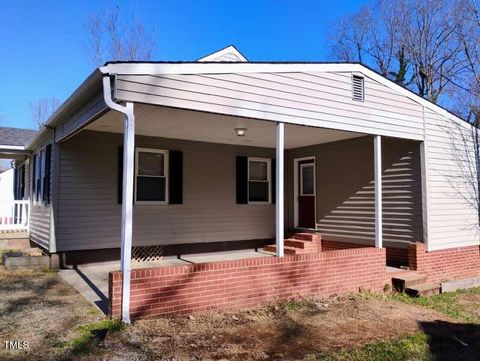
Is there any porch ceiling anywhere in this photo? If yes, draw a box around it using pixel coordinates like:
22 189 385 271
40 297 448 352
86 104 364 149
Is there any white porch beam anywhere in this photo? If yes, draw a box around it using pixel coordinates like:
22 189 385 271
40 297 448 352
374 135 383 248
276 122 285 257
120 102 135 324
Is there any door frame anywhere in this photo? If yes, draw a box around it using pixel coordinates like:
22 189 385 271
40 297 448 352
293 156 316 229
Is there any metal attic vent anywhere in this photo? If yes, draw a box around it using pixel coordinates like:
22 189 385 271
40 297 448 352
352 75 365 101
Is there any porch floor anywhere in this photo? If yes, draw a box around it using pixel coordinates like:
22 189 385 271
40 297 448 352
59 249 273 314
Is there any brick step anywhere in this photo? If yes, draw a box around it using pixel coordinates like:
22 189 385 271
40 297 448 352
405 283 441 297
290 233 321 242
392 273 427 292
284 238 321 249
263 245 298 254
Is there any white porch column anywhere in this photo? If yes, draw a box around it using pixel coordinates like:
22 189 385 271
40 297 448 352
374 135 383 248
121 102 135 324
276 122 285 257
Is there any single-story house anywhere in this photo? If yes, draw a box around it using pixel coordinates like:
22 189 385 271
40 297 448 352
6 46 480 322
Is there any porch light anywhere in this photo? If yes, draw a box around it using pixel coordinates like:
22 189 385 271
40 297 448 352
235 127 247 137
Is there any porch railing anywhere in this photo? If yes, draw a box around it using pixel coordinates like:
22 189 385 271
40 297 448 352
0 200 29 231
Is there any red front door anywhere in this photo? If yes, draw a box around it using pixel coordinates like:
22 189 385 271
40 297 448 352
298 160 315 228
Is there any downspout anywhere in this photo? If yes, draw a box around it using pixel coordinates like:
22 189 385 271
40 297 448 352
102 75 135 324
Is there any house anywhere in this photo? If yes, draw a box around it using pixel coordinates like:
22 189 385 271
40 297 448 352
5 46 480 322
0 126 36 231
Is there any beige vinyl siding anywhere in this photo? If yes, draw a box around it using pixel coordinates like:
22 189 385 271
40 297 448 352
28 131 56 251
114 71 425 141
286 136 423 247
424 109 480 251
56 130 275 252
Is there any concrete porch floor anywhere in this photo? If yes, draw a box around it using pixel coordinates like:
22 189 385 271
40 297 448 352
59 248 273 314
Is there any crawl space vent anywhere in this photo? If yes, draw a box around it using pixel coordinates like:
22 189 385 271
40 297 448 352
352 75 365 101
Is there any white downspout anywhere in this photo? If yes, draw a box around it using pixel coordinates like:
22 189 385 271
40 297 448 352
102 75 135 324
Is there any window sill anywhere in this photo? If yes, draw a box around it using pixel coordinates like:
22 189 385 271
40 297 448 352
134 201 169 206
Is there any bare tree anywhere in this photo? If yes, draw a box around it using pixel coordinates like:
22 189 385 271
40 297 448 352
329 0 411 86
30 97 61 129
329 0 466 104
85 5 156 66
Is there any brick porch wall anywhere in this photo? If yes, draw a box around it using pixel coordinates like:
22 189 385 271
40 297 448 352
109 247 387 319
408 242 480 283
322 239 409 267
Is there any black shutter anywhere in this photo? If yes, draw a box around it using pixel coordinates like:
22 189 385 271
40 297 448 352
20 166 25 199
13 167 18 200
271 159 276 204
32 154 36 200
169 150 183 204
236 156 248 204
43 145 52 204
118 146 123 204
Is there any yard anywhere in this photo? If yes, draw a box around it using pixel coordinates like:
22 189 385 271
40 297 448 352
0 267 479 361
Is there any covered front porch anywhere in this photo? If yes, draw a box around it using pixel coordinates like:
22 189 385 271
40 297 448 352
57 90 425 321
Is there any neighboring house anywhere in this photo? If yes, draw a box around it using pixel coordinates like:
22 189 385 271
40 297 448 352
0 127 36 229
0 168 14 202
5 46 480 320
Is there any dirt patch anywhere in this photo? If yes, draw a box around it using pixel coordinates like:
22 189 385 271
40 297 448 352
76 296 453 360
0 268 102 361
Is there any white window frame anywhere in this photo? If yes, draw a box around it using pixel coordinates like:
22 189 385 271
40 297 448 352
134 147 169 205
247 157 271 205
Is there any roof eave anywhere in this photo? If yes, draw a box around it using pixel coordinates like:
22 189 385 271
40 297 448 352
26 68 103 149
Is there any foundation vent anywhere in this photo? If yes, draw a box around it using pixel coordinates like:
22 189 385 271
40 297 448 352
132 245 164 263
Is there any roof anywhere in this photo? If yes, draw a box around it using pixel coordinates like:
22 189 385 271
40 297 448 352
0 126 37 147
29 45 474 148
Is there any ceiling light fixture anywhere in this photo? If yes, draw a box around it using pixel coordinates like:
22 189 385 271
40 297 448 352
235 127 247 137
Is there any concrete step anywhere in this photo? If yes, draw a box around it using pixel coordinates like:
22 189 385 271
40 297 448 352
405 283 441 297
392 273 427 292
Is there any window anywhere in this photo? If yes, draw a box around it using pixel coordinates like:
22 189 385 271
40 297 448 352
135 148 168 204
32 151 44 203
248 157 271 203
300 163 315 196
352 75 365 101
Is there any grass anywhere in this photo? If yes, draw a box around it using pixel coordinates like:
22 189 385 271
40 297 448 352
0 248 22 264
69 319 124 354
318 333 431 361
389 287 480 323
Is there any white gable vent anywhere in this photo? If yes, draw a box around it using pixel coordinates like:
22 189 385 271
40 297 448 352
352 75 365 101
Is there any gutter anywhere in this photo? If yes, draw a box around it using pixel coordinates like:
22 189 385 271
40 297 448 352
25 69 103 150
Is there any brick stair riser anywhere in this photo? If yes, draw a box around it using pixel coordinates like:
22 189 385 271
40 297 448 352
284 239 322 249
291 233 321 242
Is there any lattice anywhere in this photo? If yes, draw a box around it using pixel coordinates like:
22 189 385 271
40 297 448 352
132 245 164 263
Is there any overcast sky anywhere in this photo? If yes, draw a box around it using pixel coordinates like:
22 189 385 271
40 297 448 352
0 0 365 129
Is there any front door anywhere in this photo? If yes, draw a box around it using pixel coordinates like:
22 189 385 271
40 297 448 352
298 159 316 228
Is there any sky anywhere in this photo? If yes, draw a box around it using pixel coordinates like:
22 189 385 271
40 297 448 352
0 0 366 130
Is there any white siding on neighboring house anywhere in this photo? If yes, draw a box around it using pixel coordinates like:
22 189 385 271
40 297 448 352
114 71 425 141
0 168 13 202
424 108 480 250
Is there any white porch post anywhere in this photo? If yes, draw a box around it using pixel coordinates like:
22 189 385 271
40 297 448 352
276 122 285 257
374 135 383 248
120 102 135 324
